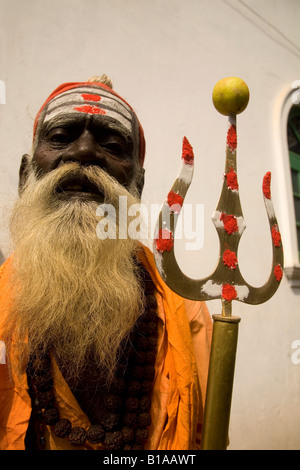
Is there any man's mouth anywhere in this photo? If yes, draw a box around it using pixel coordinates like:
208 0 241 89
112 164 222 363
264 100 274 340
56 174 104 202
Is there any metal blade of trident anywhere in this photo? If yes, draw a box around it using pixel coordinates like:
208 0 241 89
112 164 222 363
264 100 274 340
152 78 284 450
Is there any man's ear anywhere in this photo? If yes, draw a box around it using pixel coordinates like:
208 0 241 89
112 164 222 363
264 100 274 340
18 154 31 195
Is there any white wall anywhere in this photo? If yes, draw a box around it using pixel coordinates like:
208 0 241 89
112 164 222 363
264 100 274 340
0 0 300 450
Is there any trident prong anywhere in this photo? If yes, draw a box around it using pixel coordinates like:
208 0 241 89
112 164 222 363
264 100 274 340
153 104 283 309
152 78 284 449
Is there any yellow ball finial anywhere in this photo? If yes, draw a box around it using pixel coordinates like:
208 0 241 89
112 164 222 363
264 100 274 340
212 77 250 116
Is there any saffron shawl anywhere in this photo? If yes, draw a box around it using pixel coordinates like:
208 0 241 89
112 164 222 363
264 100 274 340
0 247 212 450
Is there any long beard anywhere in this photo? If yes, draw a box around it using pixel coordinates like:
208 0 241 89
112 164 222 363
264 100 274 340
6 163 145 384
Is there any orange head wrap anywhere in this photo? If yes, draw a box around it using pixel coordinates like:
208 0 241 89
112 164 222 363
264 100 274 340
33 80 146 167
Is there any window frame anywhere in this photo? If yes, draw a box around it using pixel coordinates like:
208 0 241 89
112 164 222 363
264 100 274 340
274 84 300 287
288 106 300 262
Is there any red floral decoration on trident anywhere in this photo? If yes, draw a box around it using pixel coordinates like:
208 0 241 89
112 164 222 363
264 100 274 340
220 213 238 234
155 229 174 253
271 225 281 247
274 264 283 282
223 249 238 269
263 172 271 199
225 167 239 190
182 136 194 165
227 125 237 152
167 191 184 212
222 284 237 301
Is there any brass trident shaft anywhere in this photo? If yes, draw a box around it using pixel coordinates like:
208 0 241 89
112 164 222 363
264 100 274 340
153 82 284 449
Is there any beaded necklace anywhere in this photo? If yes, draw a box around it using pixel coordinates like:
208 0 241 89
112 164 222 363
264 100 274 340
26 264 158 450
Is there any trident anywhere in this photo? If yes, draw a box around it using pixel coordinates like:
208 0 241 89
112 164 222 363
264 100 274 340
152 77 284 450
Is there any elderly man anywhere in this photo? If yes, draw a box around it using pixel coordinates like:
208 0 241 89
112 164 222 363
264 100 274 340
0 76 212 450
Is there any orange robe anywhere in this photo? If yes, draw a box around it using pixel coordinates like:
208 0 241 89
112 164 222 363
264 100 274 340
0 247 212 450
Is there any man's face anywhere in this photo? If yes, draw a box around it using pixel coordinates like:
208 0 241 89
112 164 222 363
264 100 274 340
30 85 142 201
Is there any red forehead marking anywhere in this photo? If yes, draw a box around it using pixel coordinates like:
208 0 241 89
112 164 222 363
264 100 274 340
81 93 101 102
73 105 106 115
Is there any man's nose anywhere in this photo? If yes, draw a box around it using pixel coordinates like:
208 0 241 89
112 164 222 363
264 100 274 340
61 130 105 166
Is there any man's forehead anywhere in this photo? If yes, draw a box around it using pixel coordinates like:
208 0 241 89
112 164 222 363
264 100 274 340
41 113 132 141
41 86 133 133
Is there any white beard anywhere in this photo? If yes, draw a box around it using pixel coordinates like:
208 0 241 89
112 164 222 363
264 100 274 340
7 162 145 383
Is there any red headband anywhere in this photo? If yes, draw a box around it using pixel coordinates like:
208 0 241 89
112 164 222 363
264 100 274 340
33 81 146 166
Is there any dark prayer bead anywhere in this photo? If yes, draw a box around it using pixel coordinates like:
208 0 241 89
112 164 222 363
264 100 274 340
86 424 105 444
121 426 134 443
141 380 152 394
146 294 157 308
133 350 146 365
145 350 157 365
144 280 156 294
54 418 72 438
34 374 53 392
130 365 144 380
37 390 55 408
101 411 119 431
143 309 158 322
109 377 126 394
127 380 141 396
135 336 149 351
36 357 51 373
123 412 137 428
105 394 123 412
103 431 123 450
143 321 157 335
42 407 60 425
135 427 149 444
148 335 158 350
139 395 151 412
125 397 139 412
68 426 87 446
143 365 155 381
138 412 151 427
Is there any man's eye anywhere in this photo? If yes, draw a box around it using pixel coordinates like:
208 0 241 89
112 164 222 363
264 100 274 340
102 142 125 155
48 130 70 144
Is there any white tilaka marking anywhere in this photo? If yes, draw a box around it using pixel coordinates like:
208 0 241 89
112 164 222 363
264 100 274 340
43 88 133 132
